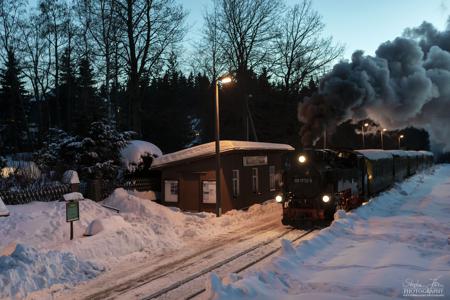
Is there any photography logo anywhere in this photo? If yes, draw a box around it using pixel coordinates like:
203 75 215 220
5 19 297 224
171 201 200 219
403 277 445 297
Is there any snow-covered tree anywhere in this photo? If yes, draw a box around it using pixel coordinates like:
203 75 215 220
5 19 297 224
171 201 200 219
34 128 77 174
34 121 133 180
76 121 133 179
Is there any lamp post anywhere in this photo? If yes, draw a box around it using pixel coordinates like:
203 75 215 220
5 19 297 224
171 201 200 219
215 76 232 217
381 128 387 149
362 122 369 149
398 134 404 149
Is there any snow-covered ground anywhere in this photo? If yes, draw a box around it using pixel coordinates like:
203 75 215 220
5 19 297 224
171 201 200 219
2 165 449 300
207 165 450 300
0 188 281 299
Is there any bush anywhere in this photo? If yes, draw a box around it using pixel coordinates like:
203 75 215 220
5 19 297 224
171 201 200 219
34 122 134 180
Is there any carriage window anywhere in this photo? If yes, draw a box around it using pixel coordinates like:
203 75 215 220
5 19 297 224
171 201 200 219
252 168 259 193
269 166 275 191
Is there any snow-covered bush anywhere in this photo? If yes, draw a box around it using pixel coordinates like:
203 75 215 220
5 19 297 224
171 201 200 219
34 128 78 174
33 122 134 181
76 122 134 179
0 160 51 191
121 140 163 176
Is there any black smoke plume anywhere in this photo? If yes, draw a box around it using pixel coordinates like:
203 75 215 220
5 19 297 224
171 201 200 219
299 20 450 151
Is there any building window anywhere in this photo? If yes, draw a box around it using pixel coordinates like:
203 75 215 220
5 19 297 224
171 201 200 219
269 165 275 191
252 167 259 193
202 181 216 203
164 180 178 202
232 170 240 197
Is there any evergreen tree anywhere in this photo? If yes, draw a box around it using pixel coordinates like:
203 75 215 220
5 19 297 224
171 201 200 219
59 47 77 132
192 73 213 143
75 56 106 135
76 121 132 179
34 122 133 180
141 55 197 152
33 127 78 174
0 50 29 153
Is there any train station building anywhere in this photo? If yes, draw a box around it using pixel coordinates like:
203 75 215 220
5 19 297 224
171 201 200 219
151 141 294 213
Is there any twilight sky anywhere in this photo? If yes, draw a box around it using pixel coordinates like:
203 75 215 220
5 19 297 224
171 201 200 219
183 0 450 59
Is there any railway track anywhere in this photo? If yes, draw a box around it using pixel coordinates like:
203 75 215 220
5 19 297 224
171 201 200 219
79 219 288 300
140 228 317 300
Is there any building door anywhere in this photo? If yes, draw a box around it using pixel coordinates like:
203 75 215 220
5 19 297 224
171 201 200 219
181 173 200 212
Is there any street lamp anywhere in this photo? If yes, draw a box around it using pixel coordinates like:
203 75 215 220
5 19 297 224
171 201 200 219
398 134 404 149
215 75 232 217
362 122 369 149
381 128 387 149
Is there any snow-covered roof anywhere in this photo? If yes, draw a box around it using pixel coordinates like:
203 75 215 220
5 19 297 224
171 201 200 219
355 149 393 160
121 140 163 171
363 150 434 159
385 150 410 157
406 150 422 157
419 150 434 157
152 140 294 168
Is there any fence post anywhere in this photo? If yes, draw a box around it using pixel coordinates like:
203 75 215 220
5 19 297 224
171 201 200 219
62 170 80 195
87 179 102 202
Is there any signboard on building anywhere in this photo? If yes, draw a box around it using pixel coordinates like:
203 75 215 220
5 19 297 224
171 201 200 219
202 181 216 203
243 156 268 167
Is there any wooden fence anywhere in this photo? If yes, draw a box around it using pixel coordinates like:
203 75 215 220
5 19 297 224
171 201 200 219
0 184 71 205
0 177 160 205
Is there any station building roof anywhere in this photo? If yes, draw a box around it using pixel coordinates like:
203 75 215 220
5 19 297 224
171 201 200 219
152 140 294 169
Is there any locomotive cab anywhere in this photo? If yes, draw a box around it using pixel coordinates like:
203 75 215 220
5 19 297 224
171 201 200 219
280 149 337 226
280 149 363 226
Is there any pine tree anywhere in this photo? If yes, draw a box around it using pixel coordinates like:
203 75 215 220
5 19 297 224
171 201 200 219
59 47 77 133
33 128 78 174
0 50 29 153
75 56 106 135
77 121 132 179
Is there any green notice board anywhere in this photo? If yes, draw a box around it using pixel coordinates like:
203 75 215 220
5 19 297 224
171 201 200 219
66 201 80 222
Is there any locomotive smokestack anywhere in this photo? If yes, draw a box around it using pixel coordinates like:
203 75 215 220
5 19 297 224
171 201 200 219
299 21 450 152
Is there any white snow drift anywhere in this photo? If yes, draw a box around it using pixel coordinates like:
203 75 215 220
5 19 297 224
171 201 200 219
207 165 450 300
0 187 281 299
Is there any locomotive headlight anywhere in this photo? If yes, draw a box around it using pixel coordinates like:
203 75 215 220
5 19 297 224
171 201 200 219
322 195 330 203
275 195 283 203
298 155 306 163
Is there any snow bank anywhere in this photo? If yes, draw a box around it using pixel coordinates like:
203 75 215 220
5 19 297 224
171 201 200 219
121 140 163 171
0 196 8 217
128 190 157 201
152 140 294 168
207 165 450 300
0 244 102 299
84 215 131 236
1 188 283 298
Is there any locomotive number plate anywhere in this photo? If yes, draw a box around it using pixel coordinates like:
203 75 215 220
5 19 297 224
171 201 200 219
294 177 313 184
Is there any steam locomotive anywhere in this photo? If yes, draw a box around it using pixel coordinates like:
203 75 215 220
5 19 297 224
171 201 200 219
278 149 434 227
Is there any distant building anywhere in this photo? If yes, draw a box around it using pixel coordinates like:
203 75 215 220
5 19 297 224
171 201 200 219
151 141 294 213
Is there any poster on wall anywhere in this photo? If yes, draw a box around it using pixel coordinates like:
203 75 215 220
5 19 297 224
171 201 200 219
202 181 216 203
164 180 178 203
